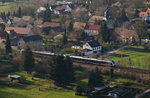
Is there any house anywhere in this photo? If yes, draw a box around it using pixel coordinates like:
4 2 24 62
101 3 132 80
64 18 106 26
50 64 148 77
115 29 137 43
7 17 28 27
54 6 66 14
5 27 33 37
73 22 86 31
36 7 46 17
37 22 62 34
73 6 87 13
22 16 34 24
18 35 43 50
139 8 150 23
56 0 72 5
82 40 101 55
88 16 107 24
84 24 100 36
54 5 72 15
34 19 43 26
108 88 127 98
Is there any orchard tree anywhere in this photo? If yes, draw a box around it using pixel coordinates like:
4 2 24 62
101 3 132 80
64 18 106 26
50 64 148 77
22 46 35 72
5 35 12 54
134 20 147 45
17 7 22 18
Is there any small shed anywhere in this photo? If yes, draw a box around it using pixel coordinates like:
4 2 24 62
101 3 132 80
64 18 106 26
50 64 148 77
8 75 21 82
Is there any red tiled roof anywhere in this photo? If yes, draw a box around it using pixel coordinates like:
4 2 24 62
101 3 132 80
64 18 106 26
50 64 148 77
5 27 31 35
37 22 60 28
55 6 66 11
85 24 100 30
139 12 147 18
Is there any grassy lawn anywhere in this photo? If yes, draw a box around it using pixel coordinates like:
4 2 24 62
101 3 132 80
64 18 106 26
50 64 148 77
0 71 86 98
0 2 17 13
107 46 150 70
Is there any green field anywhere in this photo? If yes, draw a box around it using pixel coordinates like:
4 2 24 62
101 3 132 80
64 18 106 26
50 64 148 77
0 71 87 98
107 46 150 70
0 2 17 13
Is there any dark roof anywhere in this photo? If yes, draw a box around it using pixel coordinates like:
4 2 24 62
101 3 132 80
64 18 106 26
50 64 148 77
109 88 126 95
87 40 101 48
22 35 42 42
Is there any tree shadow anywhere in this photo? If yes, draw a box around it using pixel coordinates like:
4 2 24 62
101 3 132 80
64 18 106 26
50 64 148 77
0 90 26 98
111 53 129 58
125 47 150 53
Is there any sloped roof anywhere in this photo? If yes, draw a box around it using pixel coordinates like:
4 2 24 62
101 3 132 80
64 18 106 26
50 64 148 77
115 29 135 38
87 40 101 48
139 12 147 18
73 22 86 30
5 27 31 35
73 6 87 12
88 16 106 24
55 6 66 11
37 22 60 28
85 24 100 30
22 35 42 42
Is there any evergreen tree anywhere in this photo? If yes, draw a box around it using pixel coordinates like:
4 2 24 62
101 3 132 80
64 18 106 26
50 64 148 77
81 31 86 40
65 56 75 82
88 67 103 90
49 55 74 85
22 46 35 72
94 67 103 86
99 21 111 43
68 22 73 32
88 70 95 89
13 11 16 16
119 8 129 23
62 32 68 45
17 7 22 18
43 4 51 22
5 35 12 54
7 11 10 17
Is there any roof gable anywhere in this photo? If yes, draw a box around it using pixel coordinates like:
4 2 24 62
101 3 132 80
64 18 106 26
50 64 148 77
87 40 101 48
5 27 31 35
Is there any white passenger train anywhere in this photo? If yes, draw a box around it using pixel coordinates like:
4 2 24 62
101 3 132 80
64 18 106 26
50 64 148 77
32 51 116 67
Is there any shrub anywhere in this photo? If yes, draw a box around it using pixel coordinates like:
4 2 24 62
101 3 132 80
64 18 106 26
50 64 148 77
12 80 19 85
143 44 150 50
74 85 83 96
